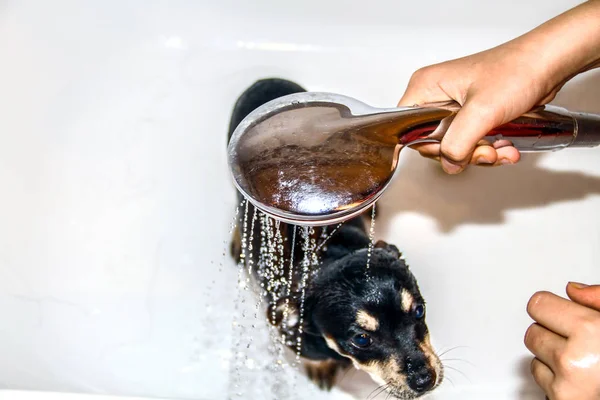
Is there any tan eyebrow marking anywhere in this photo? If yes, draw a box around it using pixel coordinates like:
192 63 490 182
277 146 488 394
401 288 414 313
356 310 379 331
324 335 343 354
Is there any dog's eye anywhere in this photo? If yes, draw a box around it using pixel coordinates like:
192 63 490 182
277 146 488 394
414 304 425 319
350 333 372 348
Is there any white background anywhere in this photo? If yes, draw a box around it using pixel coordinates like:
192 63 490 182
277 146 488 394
0 0 599 399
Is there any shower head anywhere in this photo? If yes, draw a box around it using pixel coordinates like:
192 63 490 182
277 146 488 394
227 91 600 226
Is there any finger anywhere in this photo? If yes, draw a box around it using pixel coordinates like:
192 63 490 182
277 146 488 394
531 358 554 396
412 143 440 158
492 139 514 149
414 139 493 160
415 142 509 167
469 145 497 165
421 154 441 162
440 100 504 174
527 291 597 337
494 146 521 165
412 140 518 168
566 283 600 312
524 323 566 369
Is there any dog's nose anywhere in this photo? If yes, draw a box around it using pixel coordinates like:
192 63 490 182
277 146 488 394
405 357 436 393
408 370 435 393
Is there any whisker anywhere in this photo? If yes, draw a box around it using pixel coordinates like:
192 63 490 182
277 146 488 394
440 357 476 367
367 383 387 400
379 384 394 400
443 375 456 388
438 345 469 358
444 364 471 383
369 383 391 400
385 383 396 400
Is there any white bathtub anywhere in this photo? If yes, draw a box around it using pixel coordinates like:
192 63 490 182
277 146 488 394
1 0 599 399
0 392 176 400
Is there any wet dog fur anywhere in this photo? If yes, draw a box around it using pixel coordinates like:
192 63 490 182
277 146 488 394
228 78 443 399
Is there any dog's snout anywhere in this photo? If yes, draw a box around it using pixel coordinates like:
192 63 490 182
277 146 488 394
405 356 436 393
410 370 435 393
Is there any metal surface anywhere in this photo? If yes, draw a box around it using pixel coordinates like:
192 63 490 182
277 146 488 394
572 111 600 147
227 92 600 226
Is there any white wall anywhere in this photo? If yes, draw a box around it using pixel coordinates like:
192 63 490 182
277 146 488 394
0 0 598 399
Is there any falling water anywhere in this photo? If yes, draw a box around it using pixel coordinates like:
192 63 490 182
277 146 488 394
246 208 258 283
229 211 291 399
195 199 245 372
203 199 244 319
315 222 343 252
365 204 377 277
239 207 259 388
224 199 379 399
295 226 316 363
227 199 250 399
318 226 329 248
266 220 287 399
283 226 298 399
282 226 296 337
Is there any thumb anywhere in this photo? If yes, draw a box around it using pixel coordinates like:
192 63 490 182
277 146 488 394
440 99 503 174
566 282 600 312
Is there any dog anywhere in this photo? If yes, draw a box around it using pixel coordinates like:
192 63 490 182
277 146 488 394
228 78 443 399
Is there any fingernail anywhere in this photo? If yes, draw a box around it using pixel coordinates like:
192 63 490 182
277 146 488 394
441 158 464 174
569 281 588 289
500 158 514 165
476 157 494 165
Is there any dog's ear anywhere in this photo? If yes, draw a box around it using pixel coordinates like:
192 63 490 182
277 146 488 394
267 294 300 329
374 240 402 259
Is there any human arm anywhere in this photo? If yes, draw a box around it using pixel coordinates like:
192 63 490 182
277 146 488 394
398 0 600 174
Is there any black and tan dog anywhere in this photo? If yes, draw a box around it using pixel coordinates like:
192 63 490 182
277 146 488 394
228 79 443 399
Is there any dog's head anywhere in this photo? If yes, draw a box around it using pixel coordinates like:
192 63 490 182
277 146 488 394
275 240 443 399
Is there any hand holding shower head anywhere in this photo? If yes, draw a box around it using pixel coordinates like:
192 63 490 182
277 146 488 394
227 92 600 226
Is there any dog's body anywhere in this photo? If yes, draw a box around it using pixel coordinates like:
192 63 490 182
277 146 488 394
228 79 443 399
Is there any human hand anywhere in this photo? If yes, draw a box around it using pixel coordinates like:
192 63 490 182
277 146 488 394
525 282 600 400
398 1 600 174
